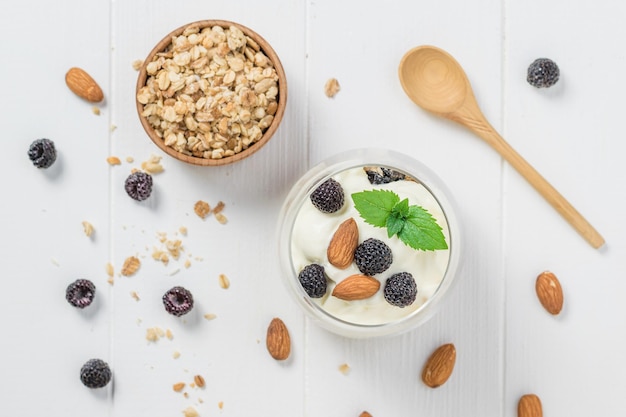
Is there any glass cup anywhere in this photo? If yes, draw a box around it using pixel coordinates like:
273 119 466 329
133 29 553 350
277 148 462 338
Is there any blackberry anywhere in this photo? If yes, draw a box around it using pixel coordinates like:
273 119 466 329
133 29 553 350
162 286 194 316
28 138 57 168
80 358 112 388
66 279 96 308
125 171 153 201
365 167 406 185
383 272 417 307
527 58 560 88
354 238 393 275
310 178 344 213
298 264 327 298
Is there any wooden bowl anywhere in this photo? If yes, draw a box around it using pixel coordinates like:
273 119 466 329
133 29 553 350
136 20 287 166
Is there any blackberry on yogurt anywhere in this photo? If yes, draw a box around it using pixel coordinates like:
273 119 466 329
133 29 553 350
298 264 328 298
384 272 417 307
310 178 344 213
354 238 393 275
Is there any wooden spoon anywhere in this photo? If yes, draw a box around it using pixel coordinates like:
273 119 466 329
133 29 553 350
398 45 604 249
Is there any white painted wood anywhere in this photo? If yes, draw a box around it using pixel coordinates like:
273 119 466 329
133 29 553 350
1 0 623 416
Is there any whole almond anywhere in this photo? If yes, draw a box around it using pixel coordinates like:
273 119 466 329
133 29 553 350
266 317 291 361
421 343 456 388
65 67 104 102
359 412 373 417
535 271 563 315
518 394 543 417
327 218 359 269
332 274 380 301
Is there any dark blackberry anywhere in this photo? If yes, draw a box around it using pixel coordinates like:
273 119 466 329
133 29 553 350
354 238 392 275
80 358 112 388
162 286 194 316
383 272 417 307
28 138 57 168
125 171 153 201
365 167 406 185
527 58 560 88
66 279 96 308
298 264 327 298
310 178 344 213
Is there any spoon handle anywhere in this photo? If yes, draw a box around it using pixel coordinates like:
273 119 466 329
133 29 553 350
453 109 605 249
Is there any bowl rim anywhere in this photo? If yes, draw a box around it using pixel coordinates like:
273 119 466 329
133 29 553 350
277 148 464 338
135 19 287 166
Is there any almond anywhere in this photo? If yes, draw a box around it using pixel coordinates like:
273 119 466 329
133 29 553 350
332 274 380 301
535 271 563 315
327 218 359 269
518 394 543 417
421 343 456 388
266 317 290 360
65 67 104 102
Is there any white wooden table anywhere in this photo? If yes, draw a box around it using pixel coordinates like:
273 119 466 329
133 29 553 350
2 1 624 416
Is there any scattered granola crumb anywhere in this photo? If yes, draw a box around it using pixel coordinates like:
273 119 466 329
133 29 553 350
215 213 228 224
324 78 341 98
107 156 121 165
82 221 94 237
213 201 225 214
339 363 351 375
132 59 144 71
194 200 211 219
183 392 190 399
121 256 141 276
130 291 140 301
184 259 191 268
359 412 373 417
179 226 188 235
92 106 101 116
218 274 230 289
173 350 181 359
152 249 170 265
146 326 166 342
182 406 199 417
166 329 174 340
106 262 114 277
194 375 206 388
126 156 134 163
203 313 217 321
110 124 117 132
218 401 224 410
141 154 164 174
107 277 114 285
173 382 185 392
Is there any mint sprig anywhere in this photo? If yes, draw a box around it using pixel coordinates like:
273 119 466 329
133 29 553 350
351 189 448 251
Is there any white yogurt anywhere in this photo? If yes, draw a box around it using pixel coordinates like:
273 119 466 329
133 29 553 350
290 167 451 325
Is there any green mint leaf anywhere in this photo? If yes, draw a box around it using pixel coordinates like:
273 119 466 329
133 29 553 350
391 198 410 217
386 211 405 237
398 205 448 251
351 189 399 227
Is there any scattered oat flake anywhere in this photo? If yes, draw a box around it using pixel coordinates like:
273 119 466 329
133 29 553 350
132 59 144 70
146 327 165 342
218 401 224 410
218 274 230 289
173 382 185 392
194 375 206 388
182 406 199 417
92 106 101 115
107 156 121 165
212 201 225 214
130 291 140 301
166 329 174 340
179 226 188 235
215 213 228 224
173 350 181 359
194 200 211 219
82 221 94 237
324 78 341 98
107 277 115 285
126 156 134 163
204 313 217 321
141 154 164 174
339 363 351 375
184 259 191 268
105 262 114 277
121 256 141 276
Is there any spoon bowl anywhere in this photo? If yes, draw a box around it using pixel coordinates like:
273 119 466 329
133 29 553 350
398 45 604 249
